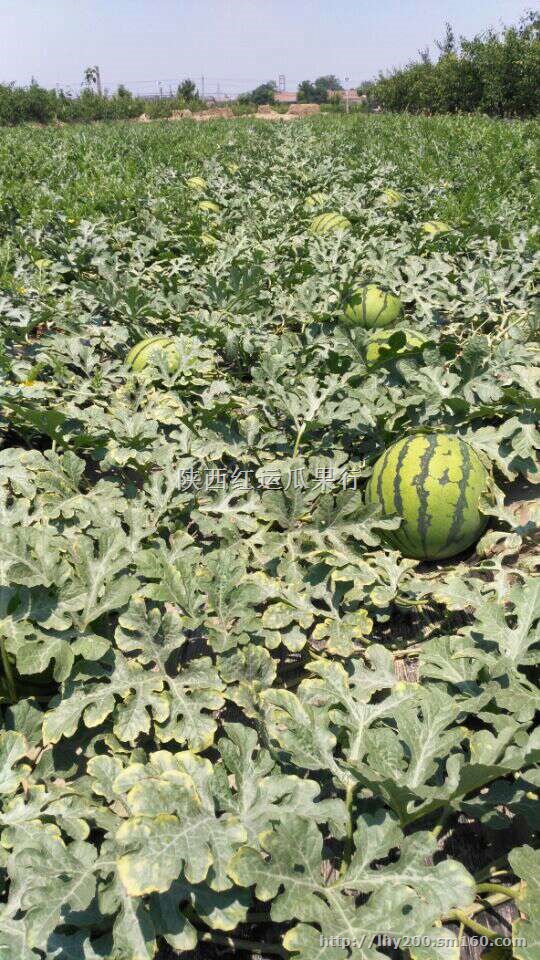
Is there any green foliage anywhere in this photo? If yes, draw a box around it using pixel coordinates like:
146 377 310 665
298 74 344 104
0 114 538 959
0 81 205 126
238 81 277 105
371 10 540 116
177 78 198 100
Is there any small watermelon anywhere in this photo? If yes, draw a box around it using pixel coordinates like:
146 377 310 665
382 188 403 205
304 192 328 209
199 200 220 214
126 336 180 373
366 433 490 559
366 328 425 365
186 176 207 191
421 220 450 237
309 212 351 236
343 284 403 329
201 232 218 247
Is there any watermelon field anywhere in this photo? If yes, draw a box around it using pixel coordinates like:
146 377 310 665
0 113 538 960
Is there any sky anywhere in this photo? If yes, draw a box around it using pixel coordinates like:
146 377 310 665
0 0 532 97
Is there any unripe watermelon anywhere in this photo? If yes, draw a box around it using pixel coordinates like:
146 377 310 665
343 284 403 329
126 336 179 373
382 188 403 205
186 176 207 191
199 200 220 214
201 232 218 247
422 220 450 237
309 212 351 235
366 433 490 559
304 192 328 209
366 328 425 365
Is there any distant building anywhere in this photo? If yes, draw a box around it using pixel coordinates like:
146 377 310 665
274 91 298 104
335 88 367 104
273 88 366 106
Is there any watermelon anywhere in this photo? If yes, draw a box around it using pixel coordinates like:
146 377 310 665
382 188 403 205
186 176 207 191
309 212 351 235
366 433 490 559
422 220 450 237
343 284 403 329
366 328 425 365
201 232 218 247
126 336 179 373
199 200 220 214
304 192 328 209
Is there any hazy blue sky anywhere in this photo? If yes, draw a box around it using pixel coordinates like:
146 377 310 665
0 0 531 96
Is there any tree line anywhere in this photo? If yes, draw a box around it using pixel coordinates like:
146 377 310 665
238 75 345 105
0 77 205 126
365 11 539 116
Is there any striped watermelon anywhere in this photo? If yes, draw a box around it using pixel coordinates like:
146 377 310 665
422 220 450 237
366 328 425 365
304 192 328 209
186 176 207 191
201 232 219 247
382 188 403 206
126 336 179 373
343 284 403 329
366 433 489 559
199 200 220 213
309 212 351 235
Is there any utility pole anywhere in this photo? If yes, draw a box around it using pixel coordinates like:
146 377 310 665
201 75 205 99
345 75 350 113
95 65 102 96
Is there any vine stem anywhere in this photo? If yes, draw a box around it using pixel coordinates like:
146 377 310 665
292 423 306 459
475 882 520 899
431 805 453 839
443 887 519 927
200 932 286 957
0 636 17 704
474 856 512 882
339 783 356 877
445 910 504 941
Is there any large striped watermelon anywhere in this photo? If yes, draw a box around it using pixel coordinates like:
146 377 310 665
186 176 207 191
343 284 403 329
366 328 425 366
309 212 351 236
126 336 180 372
366 433 490 559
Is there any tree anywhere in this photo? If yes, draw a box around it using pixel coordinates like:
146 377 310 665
177 79 197 100
368 10 539 116
297 80 318 103
436 22 456 56
84 67 99 90
298 75 343 103
238 81 276 105
315 74 343 93
117 84 132 99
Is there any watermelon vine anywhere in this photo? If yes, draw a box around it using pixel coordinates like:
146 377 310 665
0 113 538 960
